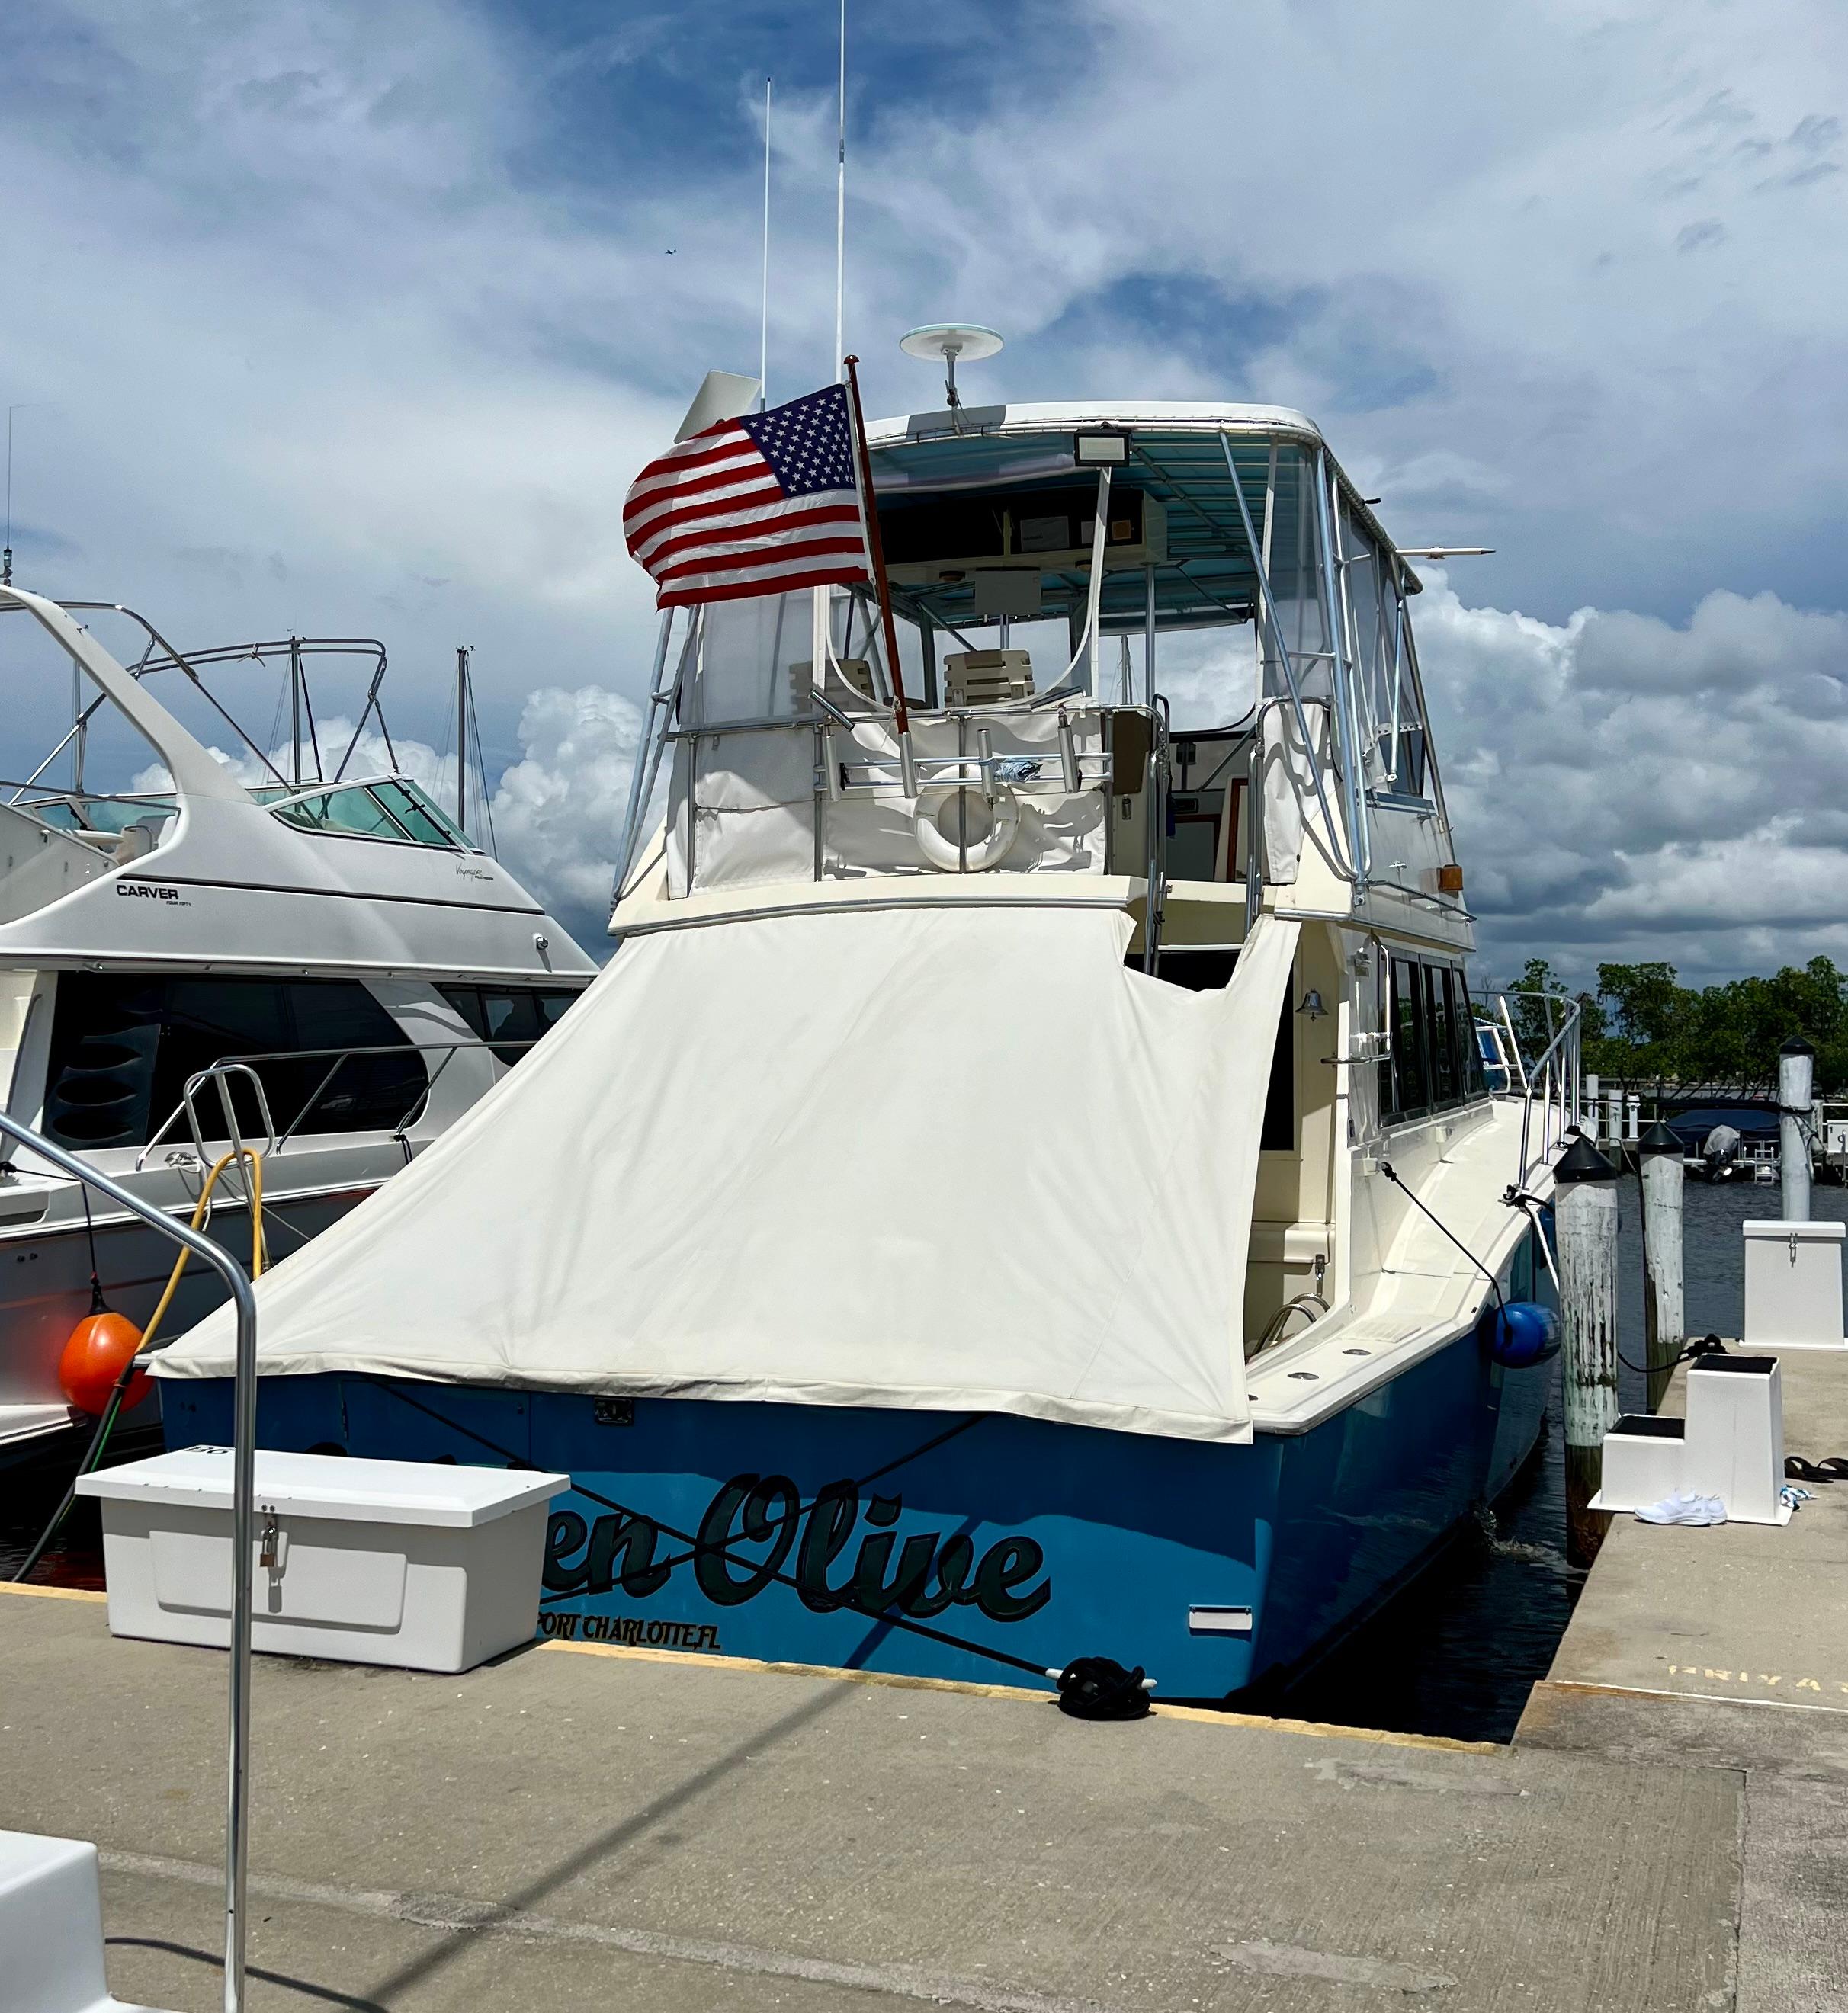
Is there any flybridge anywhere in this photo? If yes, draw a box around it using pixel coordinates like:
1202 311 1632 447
611 394 1468 954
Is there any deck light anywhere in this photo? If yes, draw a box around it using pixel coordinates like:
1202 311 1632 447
1075 431 1129 465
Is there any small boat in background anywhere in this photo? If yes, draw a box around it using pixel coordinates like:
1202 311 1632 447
1667 1105 1782 1182
0 586 595 1472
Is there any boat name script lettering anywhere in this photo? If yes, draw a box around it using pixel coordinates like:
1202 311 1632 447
543 1473 1051 1625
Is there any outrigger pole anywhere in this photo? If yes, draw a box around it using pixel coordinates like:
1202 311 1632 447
841 354 907 738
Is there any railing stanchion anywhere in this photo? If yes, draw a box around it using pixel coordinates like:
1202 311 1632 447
0 1110 258 2013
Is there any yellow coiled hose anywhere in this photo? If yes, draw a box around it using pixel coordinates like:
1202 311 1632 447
8 1148 271 1584
138 1146 267 1353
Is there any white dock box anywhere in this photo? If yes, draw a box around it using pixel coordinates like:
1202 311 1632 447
76 1447 569 1673
1744 1218 1846 1351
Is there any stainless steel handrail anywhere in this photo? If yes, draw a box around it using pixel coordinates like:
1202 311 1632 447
836 748 1113 795
127 1034 555 1174
1481 986 1583 1184
185 1063 279 1164
0 1107 258 2013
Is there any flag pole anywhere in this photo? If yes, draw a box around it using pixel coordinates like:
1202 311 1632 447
842 354 906 737
759 75 772 412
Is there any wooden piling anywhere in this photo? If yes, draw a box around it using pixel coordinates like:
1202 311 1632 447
1780 1037 1814 1223
1638 1120 1685 1414
1556 1134 1620 1566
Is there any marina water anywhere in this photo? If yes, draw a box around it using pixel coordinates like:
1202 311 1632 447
8 1178 1844 1743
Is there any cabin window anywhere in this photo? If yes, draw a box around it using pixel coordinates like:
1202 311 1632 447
441 986 580 1067
40 975 428 1151
1380 958 1491 1127
1389 958 1429 1116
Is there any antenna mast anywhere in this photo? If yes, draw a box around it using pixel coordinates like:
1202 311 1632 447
834 0 846 380
2 404 24 588
455 646 471 836
289 637 304 787
759 76 772 411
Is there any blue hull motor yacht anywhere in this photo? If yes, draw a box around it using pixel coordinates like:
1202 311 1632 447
158 398 1578 1701
0 587 595 1473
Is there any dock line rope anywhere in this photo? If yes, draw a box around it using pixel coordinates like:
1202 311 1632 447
362 1377 1072 1687
627 1410 991 1584
1379 1162 1504 1316
1614 1331 1728 1379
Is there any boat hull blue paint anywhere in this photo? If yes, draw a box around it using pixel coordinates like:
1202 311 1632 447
161 1317 1548 1700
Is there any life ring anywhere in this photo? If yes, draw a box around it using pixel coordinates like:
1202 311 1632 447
913 784 1021 873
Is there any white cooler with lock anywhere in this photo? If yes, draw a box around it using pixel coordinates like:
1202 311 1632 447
75 1447 569 1673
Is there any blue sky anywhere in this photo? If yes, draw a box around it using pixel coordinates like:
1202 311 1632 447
2 0 1845 978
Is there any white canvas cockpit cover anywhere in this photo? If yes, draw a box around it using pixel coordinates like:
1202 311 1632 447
157 907 1299 1443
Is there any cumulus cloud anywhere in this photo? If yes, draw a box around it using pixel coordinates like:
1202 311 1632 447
487 686 641 945
1416 575 1848 981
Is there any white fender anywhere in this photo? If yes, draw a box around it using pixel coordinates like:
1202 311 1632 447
912 786 1022 873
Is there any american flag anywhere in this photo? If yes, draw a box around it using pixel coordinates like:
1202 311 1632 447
623 383 872 608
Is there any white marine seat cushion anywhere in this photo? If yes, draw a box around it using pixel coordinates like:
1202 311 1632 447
157 907 1297 1443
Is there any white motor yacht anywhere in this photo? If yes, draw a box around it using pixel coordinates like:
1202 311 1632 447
157 389 1583 1700
0 585 596 1467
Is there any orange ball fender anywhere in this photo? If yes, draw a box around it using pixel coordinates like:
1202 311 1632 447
59 1310 147 1415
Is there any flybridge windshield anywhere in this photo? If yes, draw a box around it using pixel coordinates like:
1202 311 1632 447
267 777 467 850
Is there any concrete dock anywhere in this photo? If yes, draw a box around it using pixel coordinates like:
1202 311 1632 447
3 1348 1846 2011
3 1584 1737 2013
1519 1344 1848 2013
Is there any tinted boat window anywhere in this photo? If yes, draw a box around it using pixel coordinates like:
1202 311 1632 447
441 986 579 1067
41 976 427 1150
272 786 406 842
1379 959 1492 1127
1390 958 1428 1116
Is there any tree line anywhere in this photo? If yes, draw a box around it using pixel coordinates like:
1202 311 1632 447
1493 957 1848 1093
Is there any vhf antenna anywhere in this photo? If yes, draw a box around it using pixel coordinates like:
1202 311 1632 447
2 404 27 588
455 646 471 837
834 0 846 380
759 75 772 411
